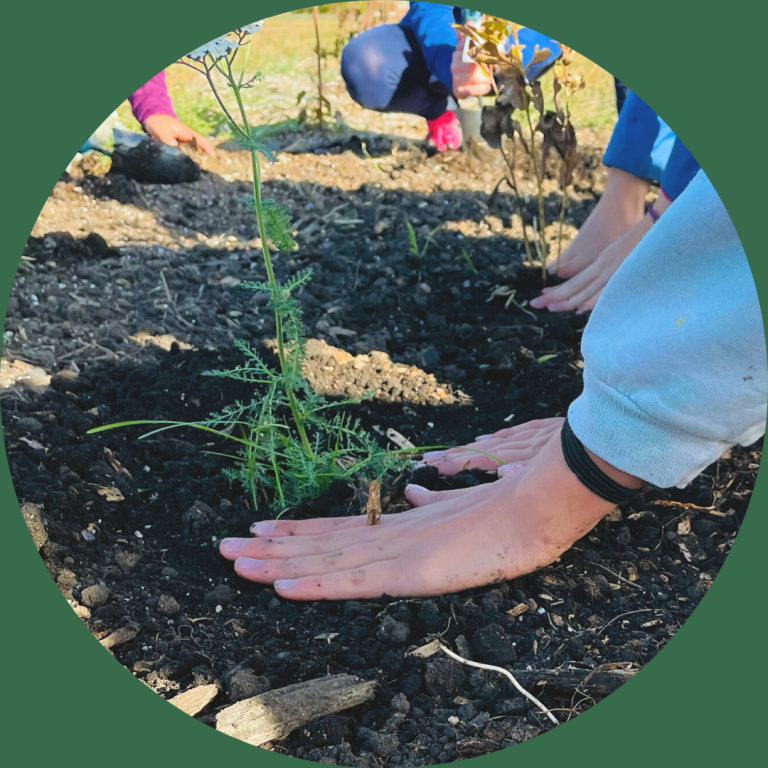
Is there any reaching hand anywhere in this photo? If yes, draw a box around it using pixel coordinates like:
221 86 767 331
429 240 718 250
552 167 650 280
142 114 215 155
532 192 670 314
531 216 652 313
451 35 494 99
219 430 620 600
420 417 564 474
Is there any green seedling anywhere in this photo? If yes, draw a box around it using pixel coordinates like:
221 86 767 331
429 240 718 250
89 22 408 513
406 221 441 257
461 248 479 274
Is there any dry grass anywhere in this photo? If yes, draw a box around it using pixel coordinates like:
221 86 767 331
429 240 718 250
115 8 618 140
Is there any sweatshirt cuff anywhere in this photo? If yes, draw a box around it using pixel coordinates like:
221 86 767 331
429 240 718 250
567 368 735 488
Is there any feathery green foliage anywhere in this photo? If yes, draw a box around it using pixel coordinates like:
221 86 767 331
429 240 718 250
90 22 408 513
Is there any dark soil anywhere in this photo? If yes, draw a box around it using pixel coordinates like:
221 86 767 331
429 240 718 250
5 138 756 764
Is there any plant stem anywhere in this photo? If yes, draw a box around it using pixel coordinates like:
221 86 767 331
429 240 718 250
523 106 548 284
555 113 571 272
313 6 325 129
203 68 248 139
226 60 314 458
500 139 533 263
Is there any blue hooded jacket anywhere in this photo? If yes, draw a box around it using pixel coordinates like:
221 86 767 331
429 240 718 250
400 3 561 91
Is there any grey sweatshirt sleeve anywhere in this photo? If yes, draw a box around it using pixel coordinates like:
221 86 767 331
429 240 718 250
567 170 767 488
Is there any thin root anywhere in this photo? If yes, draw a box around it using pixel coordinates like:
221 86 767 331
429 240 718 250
438 643 558 725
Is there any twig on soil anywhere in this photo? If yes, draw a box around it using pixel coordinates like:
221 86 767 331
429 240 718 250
216 674 377 746
596 608 661 635
366 479 381 526
438 643 559 725
592 562 646 591
508 296 537 320
650 499 715 511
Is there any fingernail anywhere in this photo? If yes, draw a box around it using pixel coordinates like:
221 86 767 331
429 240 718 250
422 451 446 460
235 557 264 574
575 307 585 316
274 579 299 593
529 297 544 308
220 538 248 556
252 521 275 536
405 484 427 494
475 434 493 441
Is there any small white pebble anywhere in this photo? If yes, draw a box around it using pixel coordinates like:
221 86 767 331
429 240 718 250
215 605 223 613
448 716 460 725
462 280 471 288
144 525 151 529
212 536 218 542
134 530 143 539
144 465 150 472
427 422 434 428
537 607 546 615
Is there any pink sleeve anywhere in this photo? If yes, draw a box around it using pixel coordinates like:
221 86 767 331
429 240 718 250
128 71 177 125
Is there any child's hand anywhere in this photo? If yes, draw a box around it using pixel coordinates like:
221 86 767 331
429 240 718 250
451 34 494 99
421 417 564 474
552 168 649 280
531 193 671 314
143 114 215 155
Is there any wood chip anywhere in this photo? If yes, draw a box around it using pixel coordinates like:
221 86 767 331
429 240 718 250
216 674 376 747
366 480 381 526
506 603 528 617
676 515 691 535
21 502 47 550
408 640 441 658
19 436 47 451
98 486 124 502
99 625 138 649
104 447 133 480
386 428 414 449
168 684 220 717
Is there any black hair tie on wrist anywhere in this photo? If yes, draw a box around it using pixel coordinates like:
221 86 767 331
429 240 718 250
560 418 643 505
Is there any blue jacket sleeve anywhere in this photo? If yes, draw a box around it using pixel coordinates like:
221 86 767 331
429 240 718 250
400 2 457 91
603 91 675 183
660 138 701 201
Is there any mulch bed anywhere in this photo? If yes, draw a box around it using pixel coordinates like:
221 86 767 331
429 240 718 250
5 137 756 764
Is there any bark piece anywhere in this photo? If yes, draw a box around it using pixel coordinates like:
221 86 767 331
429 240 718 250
169 684 220 716
366 480 381 526
99 625 138 650
216 674 377 746
512 666 636 696
22 503 47 550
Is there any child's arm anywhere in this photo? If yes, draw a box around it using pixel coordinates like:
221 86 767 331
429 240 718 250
128 71 214 155
128 71 177 125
